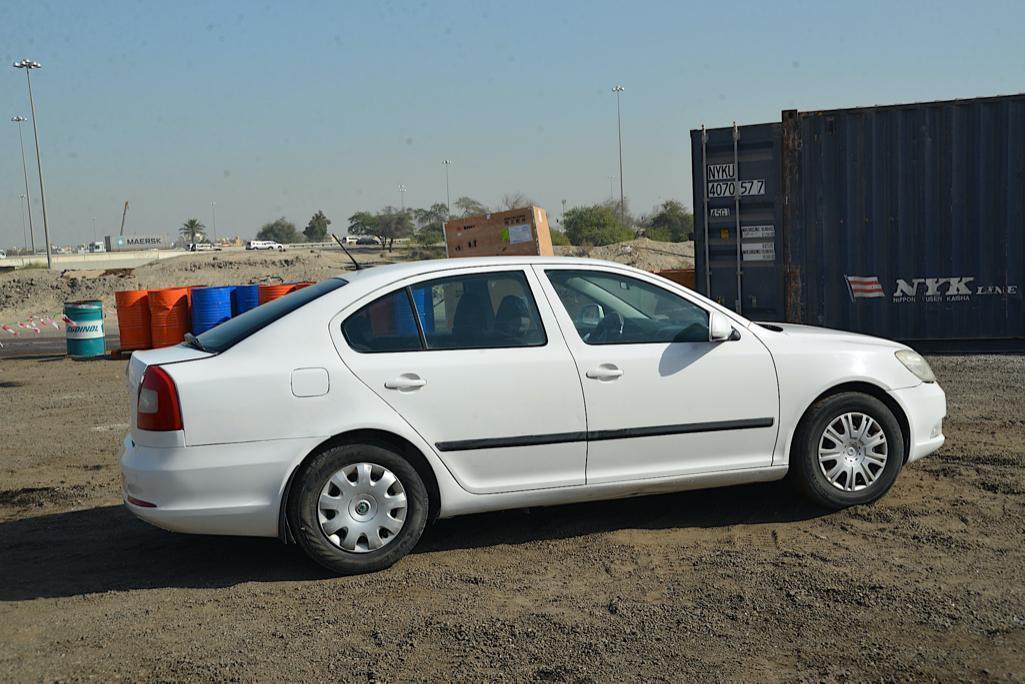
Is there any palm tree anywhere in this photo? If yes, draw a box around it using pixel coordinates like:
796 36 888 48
180 218 205 244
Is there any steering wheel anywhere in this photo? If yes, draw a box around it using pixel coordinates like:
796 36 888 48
590 312 625 343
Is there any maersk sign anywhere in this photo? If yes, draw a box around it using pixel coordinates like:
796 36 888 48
104 235 165 251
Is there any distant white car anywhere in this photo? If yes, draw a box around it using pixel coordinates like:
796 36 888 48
0 249 6 259
121 257 946 574
245 240 286 251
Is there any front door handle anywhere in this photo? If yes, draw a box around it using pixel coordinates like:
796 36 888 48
586 363 623 382
384 373 426 392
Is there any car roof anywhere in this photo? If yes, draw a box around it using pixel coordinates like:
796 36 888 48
331 255 646 288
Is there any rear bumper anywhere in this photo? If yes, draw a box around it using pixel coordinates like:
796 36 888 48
120 434 319 537
888 382 947 462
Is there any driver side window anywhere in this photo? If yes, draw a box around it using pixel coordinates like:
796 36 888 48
546 270 709 345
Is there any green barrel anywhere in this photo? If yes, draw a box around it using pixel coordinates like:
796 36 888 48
65 300 105 358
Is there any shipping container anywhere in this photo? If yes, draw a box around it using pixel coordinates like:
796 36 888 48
692 93 1025 351
104 235 165 252
443 206 554 258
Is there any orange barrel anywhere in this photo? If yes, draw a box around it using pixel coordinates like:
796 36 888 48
148 287 191 347
258 283 297 304
292 281 315 291
114 289 152 350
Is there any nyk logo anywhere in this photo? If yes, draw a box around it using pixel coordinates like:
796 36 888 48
845 275 1018 302
893 277 974 298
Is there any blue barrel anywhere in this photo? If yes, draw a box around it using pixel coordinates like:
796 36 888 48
65 300 105 358
406 285 435 334
231 285 260 316
190 286 234 334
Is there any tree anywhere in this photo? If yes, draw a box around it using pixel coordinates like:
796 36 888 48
562 205 634 246
453 196 488 217
347 211 378 237
414 224 444 247
375 206 414 251
256 217 300 244
549 229 571 246
413 202 449 247
180 218 205 244
645 200 694 242
499 192 535 210
303 210 331 242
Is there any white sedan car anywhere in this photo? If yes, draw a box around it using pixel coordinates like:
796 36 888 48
121 257 946 574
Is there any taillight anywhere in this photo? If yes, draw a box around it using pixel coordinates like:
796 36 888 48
137 366 183 431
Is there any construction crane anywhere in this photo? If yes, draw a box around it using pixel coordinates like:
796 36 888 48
118 201 129 236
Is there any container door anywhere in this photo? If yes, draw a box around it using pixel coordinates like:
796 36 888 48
333 266 587 494
692 122 786 321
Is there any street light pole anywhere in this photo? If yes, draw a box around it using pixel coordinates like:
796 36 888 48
612 85 626 224
398 184 406 212
10 116 35 253
19 194 28 250
211 202 217 242
14 60 52 269
442 160 452 215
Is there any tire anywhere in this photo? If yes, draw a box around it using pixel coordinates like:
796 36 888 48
287 442 429 575
790 392 905 509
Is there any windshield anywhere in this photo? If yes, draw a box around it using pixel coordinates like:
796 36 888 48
195 279 347 353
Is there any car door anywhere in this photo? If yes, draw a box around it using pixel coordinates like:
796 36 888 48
534 265 779 484
332 266 587 494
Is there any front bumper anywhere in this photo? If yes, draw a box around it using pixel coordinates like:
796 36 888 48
888 381 946 462
120 434 319 537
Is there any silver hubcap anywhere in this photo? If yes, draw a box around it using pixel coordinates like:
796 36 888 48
318 462 407 553
818 412 889 492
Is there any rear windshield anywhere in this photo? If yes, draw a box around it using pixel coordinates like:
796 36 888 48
196 278 347 352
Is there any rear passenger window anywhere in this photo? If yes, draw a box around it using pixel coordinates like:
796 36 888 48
341 271 547 353
342 290 422 353
410 271 546 350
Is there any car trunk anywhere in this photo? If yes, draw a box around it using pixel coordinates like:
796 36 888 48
127 345 213 447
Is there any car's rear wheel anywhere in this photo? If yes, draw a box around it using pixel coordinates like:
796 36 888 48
288 442 428 575
791 392 905 509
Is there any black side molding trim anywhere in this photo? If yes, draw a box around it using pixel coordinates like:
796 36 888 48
434 417 774 452
436 431 587 453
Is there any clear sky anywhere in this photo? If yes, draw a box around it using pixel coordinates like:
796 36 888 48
1 0 1022 248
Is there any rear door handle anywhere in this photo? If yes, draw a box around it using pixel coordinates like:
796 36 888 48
586 364 623 381
384 373 426 392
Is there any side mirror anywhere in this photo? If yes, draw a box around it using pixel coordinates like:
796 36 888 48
709 311 735 342
580 303 605 327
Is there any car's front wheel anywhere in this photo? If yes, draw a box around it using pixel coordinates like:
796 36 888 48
791 392 905 509
288 442 428 575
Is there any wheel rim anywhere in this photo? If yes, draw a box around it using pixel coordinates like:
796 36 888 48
318 462 407 553
817 412 889 492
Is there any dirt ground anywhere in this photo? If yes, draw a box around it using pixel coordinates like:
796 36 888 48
0 354 1022 682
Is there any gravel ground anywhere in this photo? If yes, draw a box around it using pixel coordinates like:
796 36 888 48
0 355 1022 682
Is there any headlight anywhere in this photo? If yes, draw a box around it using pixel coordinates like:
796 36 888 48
895 349 936 383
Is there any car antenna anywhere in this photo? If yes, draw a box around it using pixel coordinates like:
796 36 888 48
331 233 362 270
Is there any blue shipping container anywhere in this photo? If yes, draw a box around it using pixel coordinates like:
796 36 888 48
692 93 1025 351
